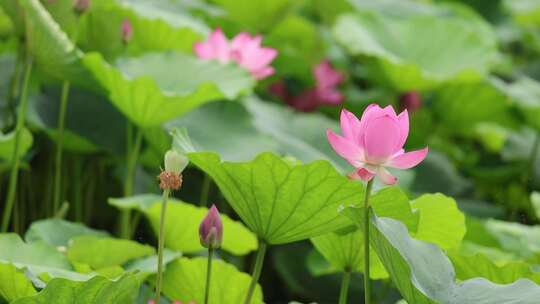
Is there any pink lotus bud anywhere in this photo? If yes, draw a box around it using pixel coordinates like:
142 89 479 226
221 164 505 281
399 91 422 113
73 0 90 14
121 18 133 44
199 205 223 249
327 105 428 185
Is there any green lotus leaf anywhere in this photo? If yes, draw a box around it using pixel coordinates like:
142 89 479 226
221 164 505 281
341 207 540 304
188 151 364 244
411 193 466 250
0 262 37 302
108 195 258 256
80 0 208 59
11 274 140 304
333 6 499 90
82 51 254 127
67 236 155 269
0 233 85 280
25 219 109 247
162 257 263 304
0 128 32 162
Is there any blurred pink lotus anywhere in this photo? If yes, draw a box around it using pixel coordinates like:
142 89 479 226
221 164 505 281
399 91 422 112
194 28 277 80
313 60 344 105
121 18 133 44
327 105 428 185
270 60 344 112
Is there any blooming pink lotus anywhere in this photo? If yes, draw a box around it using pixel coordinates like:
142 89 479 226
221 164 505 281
327 105 428 185
194 28 277 80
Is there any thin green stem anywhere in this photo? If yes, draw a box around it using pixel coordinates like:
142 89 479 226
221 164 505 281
363 179 374 304
244 241 267 304
200 174 211 206
338 270 351 304
1 59 32 233
53 80 71 213
204 248 214 304
73 158 83 222
120 128 143 238
529 134 540 183
154 189 170 303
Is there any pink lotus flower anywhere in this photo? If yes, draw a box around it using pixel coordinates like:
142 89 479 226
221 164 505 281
313 60 344 105
327 105 428 185
194 28 277 80
148 300 192 304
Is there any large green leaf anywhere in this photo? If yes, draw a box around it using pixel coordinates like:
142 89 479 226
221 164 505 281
20 0 89 82
169 97 349 171
162 257 263 304
11 274 140 304
411 193 465 250
502 76 540 131
25 219 109 247
432 78 517 136
0 234 80 279
333 5 498 90
209 0 297 32
67 236 154 269
342 207 540 304
80 0 208 59
0 128 32 162
188 151 364 244
0 262 36 302
109 195 258 256
82 52 254 127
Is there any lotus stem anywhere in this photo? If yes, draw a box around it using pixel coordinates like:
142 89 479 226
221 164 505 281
244 241 267 304
52 80 71 213
204 247 214 304
1 58 33 232
154 188 170 303
120 127 143 238
363 179 374 304
338 269 351 304
200 173 211 206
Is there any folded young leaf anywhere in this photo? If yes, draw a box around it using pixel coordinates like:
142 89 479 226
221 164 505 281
341 207 540 304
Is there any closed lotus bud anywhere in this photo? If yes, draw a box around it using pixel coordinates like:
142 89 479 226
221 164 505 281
73 0 90 14
399 91 422 113
199 205 223 249
121 18 133 44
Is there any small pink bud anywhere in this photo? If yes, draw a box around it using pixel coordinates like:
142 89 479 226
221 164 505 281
399 91 422 113
199 205 223 249
121 18 133 44
147 301 155 304
73 0 90 14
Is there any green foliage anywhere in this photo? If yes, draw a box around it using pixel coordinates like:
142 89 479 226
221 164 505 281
25 219 109 247
11 274 141 304
67 236 155 269
333 2 498 90
109 195 258 255
341 207 540 304
82 52 254 127
0 262 36 302
0 128 32 162
162 257 263 304
189 151 364 244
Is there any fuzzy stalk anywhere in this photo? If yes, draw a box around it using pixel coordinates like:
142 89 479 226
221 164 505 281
363 179 374 304
204 247 214 304
154 188 170 303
